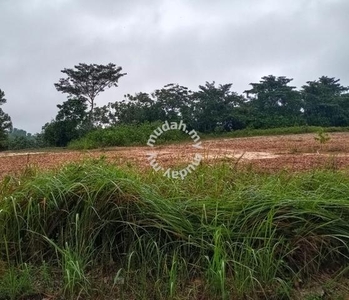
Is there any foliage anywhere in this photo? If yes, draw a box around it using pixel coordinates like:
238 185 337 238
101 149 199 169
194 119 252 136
2 161 349 298
7 136 37 150
108 92 161 125
42 98 89 147
9 128 31 138
0 264 35 300
88 75 349 140
70 125 349 150
0 89 12 149
100 84 195 126
191 81 247 132
153 83 194 123
54 63 126 118
314 128 331 144
68 122 190 149
10 73 349 150
6 128 45 150
204 125 349 139
98 82 248 133
244 75 304 128
302 76 349 126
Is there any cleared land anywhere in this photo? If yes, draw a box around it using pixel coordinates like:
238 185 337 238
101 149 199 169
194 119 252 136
1 132 349 178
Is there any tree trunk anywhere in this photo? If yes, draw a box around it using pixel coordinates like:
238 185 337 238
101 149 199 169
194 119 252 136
89 98 95 130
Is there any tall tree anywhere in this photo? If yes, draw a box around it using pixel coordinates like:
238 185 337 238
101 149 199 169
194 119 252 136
244 75 303 128
107 92 164 125
153 84 194 123
0 89 13 149
192 82 246 132
54 63 126 121
302 76 349 126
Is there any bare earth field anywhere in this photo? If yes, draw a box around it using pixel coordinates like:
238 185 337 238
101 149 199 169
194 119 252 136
2 132 349 178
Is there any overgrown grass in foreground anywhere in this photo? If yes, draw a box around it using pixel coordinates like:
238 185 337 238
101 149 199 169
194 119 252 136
1 161 349 298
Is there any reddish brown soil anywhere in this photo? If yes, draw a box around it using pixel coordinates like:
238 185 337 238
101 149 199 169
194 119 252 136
1 132 349 178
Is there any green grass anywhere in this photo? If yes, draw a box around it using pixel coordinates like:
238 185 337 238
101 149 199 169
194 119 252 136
0 264 35 300
68 122 190 150
1 159 349 298
68 124 349 150
202 125 349 139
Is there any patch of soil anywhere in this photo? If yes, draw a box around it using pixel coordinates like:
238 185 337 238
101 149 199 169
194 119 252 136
1 132 349 178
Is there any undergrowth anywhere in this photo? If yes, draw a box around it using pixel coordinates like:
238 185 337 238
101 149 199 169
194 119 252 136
1 160 349 298
68 124 349 150
68 122 190 150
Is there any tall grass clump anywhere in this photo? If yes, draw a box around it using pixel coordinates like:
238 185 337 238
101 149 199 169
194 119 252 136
2 160 349 298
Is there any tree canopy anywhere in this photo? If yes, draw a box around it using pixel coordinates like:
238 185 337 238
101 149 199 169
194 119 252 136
21 73 349 150
302 76 349 126
244 75 303 128
5 68 349 152
54 63 126 117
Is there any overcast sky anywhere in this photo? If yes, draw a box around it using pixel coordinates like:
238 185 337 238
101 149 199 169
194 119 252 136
0 0 348 133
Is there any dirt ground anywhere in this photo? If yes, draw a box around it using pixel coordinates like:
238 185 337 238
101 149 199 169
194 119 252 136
2 132 349 178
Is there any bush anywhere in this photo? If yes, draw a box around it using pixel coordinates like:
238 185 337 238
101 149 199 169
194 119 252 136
68 122 191 149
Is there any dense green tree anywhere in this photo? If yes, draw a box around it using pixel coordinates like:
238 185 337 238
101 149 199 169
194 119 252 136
0 89 13 149
302 76 349 126
191 82 246 132
153 84 194 123
42 98 88 147
44 75 349 148
7 128 39 150
7 136 36 150
56 97 88 124
103 84 194 126
118 92 162 124
103 82 246 132
54 63 126 122
93 105 113 127
244 75 303 128
10 128 28 138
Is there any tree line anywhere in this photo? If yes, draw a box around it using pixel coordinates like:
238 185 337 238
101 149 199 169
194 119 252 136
1 63 349 149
